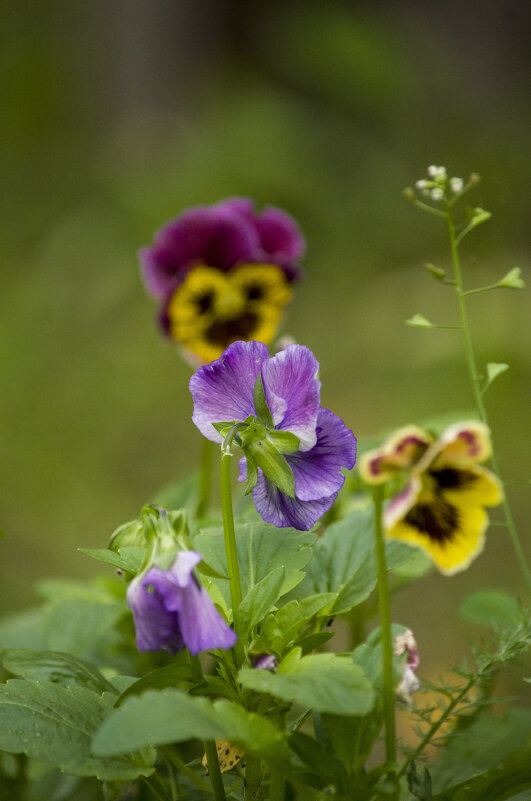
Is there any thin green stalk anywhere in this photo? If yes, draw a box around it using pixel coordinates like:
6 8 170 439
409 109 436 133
373 486 398 780
221 451 243 615
446 209 531 591
196 437 215 519
398 676 475 778
244 754 263 800
190 654 227 801
269 770 285 801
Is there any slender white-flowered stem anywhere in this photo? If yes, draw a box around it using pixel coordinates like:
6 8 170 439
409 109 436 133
445 208 531 592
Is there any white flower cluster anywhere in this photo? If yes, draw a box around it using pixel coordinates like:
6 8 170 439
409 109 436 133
414 165 464 202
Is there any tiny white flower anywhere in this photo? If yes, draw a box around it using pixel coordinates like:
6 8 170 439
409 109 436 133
415 180 428 190
427 165 438 177
450 177 464 193
431 187 444 201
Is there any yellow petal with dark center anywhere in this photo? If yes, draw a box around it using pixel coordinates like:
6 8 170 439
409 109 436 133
166 263 291 362
387 501 488 575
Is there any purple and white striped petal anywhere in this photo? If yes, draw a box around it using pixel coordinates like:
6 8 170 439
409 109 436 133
262 345 321 451
190 340 269 443
286 408 357 500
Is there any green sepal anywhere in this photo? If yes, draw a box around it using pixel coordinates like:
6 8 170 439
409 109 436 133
244 456 258 496
239 426 296 498
268 429 300 454
253 373 275 428
212 420 239 438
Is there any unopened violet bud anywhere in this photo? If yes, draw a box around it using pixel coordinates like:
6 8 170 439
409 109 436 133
252 653 279 672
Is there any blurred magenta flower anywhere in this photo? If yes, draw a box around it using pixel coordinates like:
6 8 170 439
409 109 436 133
127 550 237 655
139 198 304 363
189 340 357 530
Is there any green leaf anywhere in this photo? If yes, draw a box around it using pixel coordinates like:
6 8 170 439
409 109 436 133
43 600 124 659
193 523 316 608
235 566 285 636
238 652 374 716
431 709 531 799
78 546 144 574
459 591 521 627
211 421 238 437
497 266 525 290
243 435 296 497
425 263 446 281
253 373 274 428
0 679 154 780
291 508 407 614
92 688 286 761
0 608 46 651
244 455 258 496
288 731 348 788
406 313 434 328
319 711 382 777
484 362 510 392
252 593 336 655
114 663 193 707
407 762 433 800
0 649 115 693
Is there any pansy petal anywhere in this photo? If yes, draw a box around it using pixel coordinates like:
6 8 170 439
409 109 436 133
178 580 237 655
127 574 184 653
387 502 488 576
286 408 356 501
255 206 305 263
359 426 433 485
252 471 337 530
429 421 493 468
190 340 269 442
139 205 260 300
439 464 503 508
262 344 321 451
384 477 422 530
172 550 202 587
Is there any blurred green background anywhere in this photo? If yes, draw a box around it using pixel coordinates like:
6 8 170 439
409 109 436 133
2 0 530 677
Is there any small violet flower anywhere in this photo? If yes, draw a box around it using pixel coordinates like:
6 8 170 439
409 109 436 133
360 421 503 574
139 198 305 363
190 340 357 531
127 550 237 655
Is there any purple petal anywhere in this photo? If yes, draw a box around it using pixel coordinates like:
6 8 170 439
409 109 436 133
254 206 305 264
172 550 202 587
139 205 260 300
261 345 321 451
286 408 357 501
178 580 238 655
190 340 270 442
127 574 184 654
252 474 338 530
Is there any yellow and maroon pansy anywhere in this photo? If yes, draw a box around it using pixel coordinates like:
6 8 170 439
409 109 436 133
359 425 434 485
383 421 503 575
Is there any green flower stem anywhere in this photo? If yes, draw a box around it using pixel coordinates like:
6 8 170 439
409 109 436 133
189 654 227 801
373 486 398 780
269 769 285 801
244 754 263 800
446 209 531 592
221 451 243 615
196 437 215 519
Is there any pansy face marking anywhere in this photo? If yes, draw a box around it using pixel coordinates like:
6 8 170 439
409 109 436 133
139 198 304 362
189 340 357 530
361 421 503 574
166 264 292 363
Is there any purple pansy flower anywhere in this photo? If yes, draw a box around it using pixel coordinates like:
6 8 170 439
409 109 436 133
127 550 237 655
189 340 357 530
140 197 304 301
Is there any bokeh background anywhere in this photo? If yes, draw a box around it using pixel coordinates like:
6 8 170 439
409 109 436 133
2 0 530 683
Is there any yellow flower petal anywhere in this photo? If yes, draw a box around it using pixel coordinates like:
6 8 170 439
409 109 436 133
387 495 489 575
442 464 503 508
166 264 291 362
426 420 493 469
